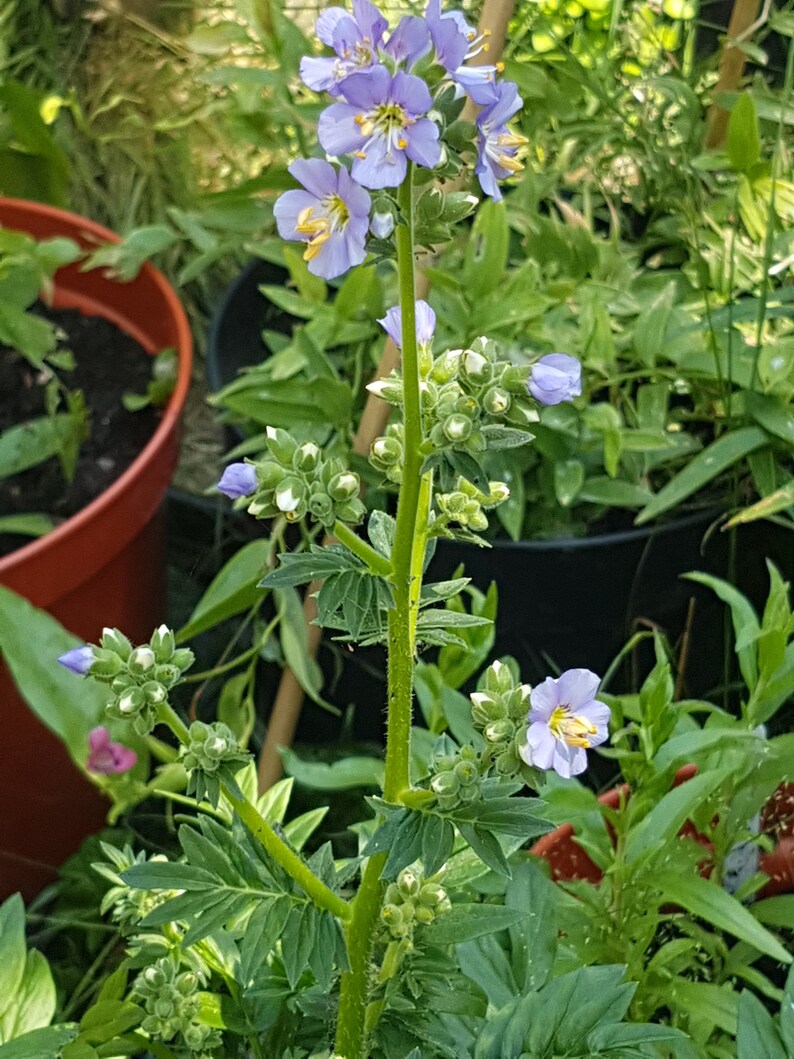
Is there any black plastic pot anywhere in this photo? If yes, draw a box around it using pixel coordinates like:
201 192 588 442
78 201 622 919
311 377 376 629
429 512 793 700
206 257 292 407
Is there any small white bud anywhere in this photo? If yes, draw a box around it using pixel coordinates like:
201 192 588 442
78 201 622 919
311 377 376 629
275 486 300 513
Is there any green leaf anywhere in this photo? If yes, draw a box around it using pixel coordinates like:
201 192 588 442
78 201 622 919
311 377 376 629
218 375 353 430
588 1022 690 1051
0 304 57 365
753 895 794 928
260 545 361 589
0 514 53 538
737 990 787 1059
280 748 384 790
78 1001 142 1045
217 673 255 746
274 587 334 712
0 415 77 479
553 459 584 507
0 1026 78 1058
632 281 676 367
422 904 525 945
654 871 792 963
81 226 177 281
0 587 109 762
684 572 759 690
626 768 731 865
728 93 761 173
0 950 56 1043
0 897 28 1039
463 200 509 299
725 481 794 526
578 477 651 507
745 391 794 446
635 426 767 524
178 539 272 641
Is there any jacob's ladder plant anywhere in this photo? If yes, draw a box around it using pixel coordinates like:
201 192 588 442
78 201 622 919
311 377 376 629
49 3 705 1056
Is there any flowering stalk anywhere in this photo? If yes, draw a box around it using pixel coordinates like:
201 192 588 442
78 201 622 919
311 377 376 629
336 165 427 1058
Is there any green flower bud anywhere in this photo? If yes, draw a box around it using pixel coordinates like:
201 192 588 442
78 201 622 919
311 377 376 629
308 492 335 523
483 386 511 415
454 759 479 786
293 441 321 472
265 426 297 465
484 719 515 744
100 627 133 660
154 663 181 686
149 624 176 662
257 460 285 490
143 680 167 705
443 414 472 443
274 477 305 516
430 771 460 798
127 646 156 676
397 868 421 899
460 348 490 382
90 648 124 678
117 687 144 716
171 649 195 674
328 471 360 502
430 350 462 383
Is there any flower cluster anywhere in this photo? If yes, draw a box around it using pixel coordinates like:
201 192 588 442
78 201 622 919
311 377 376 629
59 626 194 737
470 659 532 778
428 742 481 811
218 427 365 529
132 957 221 1055
380 864 451 944
275 0 527 277
179 721 250 808
368 333 537 459
435 477 510 536
94 845 178 934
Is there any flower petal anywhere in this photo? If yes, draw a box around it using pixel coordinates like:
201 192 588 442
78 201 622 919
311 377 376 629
523 723 556 770
288 157 337 199
555 668 601 711
318 104 366 157
391 70 433 116
528 676 560 721
336 65 391 109
352 136 407 189
404 118 441 169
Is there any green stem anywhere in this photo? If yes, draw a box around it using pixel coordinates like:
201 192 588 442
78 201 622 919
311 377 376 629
157 704 350 923
333 519 393 576
181 616 279 683
334 165 428 1058
225 791 351 922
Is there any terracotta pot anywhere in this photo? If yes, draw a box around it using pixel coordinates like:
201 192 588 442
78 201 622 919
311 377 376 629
530 767 794 899
0 198 192 900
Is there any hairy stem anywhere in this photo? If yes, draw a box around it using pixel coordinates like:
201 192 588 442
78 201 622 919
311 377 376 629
335 166 427 1058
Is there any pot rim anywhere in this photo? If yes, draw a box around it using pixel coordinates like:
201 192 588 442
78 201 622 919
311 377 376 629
0 197 193 577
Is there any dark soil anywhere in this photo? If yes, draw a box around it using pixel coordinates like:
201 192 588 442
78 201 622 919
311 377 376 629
0 305 159 558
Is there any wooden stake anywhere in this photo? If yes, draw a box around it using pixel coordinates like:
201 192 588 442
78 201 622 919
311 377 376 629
705 0 765 149
257 0 518 792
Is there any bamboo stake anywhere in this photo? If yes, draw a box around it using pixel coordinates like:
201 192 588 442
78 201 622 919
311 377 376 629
704 0 766 149
257 0 518 791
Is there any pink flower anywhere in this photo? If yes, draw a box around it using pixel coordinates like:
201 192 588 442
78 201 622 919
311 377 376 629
87 726 137 775
519 669 610 779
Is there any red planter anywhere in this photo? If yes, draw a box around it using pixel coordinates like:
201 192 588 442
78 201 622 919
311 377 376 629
530 768 794 899
0 198 192 900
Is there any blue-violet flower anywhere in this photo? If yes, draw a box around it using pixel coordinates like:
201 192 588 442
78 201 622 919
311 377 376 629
319 65 441 189
300 0 387 94
475 80 526 200
519 668 610 779
274 158 371 278
528 353 582 406
58 645 95 676
217 462 258 499
378 299 436 351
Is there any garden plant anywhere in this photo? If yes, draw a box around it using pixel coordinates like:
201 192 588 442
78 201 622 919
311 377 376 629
0 2 792 1058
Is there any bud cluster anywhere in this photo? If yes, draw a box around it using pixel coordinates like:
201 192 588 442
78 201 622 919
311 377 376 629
132 957 220 1054
435 477 510 535
428 743 482 811
245 427 365 528
470 660 531 777
367 336 535 466
369 423 405 484
92 626 194 737
180 721 250 807
96 847 176 934
379 865 451 944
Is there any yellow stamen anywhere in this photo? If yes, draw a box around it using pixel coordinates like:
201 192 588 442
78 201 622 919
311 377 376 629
397 138 408 149
355 150 367 159
496 61 505 72
549 706 597 749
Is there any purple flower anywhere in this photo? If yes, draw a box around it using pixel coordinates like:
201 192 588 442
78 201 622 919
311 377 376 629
87 726 137 775
382 15 432 69
475 80 526 201
274 158 371 279
378 300 436 351
452 64 501 106
217 462 259 499
425 0 471 71
319 65 441 189
300 0 387 94
519 669 610 779
58 645 95 676
528 353 582 406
